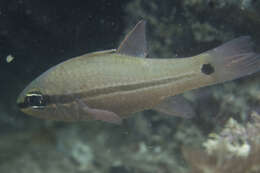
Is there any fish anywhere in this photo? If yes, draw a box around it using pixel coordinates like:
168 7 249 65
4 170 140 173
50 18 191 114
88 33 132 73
17 20 260 124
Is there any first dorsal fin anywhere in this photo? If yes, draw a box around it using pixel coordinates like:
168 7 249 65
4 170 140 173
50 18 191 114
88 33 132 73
117 20 147 58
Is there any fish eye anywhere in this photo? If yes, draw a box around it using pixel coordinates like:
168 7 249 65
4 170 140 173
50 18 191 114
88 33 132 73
24 92 47 109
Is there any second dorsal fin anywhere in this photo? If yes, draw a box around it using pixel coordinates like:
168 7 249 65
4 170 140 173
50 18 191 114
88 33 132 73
117 20 147 58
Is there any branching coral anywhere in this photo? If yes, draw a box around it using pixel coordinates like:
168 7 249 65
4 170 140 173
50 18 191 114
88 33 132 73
183 112 260 173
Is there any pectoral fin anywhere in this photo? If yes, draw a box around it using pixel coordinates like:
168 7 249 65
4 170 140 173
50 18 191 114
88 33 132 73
86 107 122 125
77 100 122 124
153 95 195 118
117 20 147 58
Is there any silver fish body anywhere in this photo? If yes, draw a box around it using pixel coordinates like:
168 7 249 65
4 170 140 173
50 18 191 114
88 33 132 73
17 20 260 123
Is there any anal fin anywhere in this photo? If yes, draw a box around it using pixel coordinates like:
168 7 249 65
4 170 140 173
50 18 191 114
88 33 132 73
153 95 195 118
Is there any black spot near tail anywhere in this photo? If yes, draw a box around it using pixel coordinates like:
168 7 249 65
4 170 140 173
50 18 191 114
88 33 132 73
201 63 215 75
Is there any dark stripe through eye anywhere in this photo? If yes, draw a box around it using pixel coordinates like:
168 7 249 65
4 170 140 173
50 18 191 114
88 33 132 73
18 72 195 107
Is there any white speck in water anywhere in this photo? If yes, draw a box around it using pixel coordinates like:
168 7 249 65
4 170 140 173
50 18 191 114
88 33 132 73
6 54 14 63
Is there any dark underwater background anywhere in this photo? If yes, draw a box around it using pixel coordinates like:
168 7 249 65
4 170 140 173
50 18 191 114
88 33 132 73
1 0 260 173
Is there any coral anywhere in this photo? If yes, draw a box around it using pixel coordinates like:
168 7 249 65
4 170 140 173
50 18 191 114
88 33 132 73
203 118 250 158
183 112 260 173
56 127 94 171
183 146 260 173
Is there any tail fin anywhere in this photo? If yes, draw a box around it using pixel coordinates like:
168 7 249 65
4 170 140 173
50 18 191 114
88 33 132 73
204 36 260 82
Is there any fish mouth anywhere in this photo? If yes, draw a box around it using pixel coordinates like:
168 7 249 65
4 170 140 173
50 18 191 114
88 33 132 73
17 101 27 109
16 94 34 116
17 95 27 109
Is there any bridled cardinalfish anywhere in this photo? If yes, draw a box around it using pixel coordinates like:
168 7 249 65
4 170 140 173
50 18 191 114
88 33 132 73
17 20 260 124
